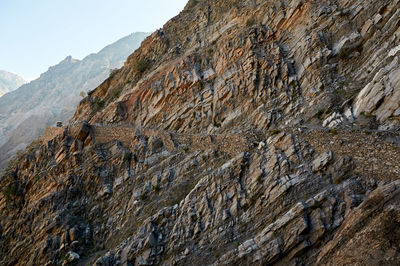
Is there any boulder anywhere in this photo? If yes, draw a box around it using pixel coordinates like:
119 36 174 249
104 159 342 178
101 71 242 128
313 151 333 172
62 251 79 265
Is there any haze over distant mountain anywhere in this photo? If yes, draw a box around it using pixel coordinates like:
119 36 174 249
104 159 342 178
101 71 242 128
0 70 26 97
0 32 150 169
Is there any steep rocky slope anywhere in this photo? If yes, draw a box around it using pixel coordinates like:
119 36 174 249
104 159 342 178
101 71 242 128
0 32 149 170
0 70 26 97
0 0 399 265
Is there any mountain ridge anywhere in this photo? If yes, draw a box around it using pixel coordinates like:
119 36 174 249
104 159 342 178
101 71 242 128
0 32 150 170
0 0 399 265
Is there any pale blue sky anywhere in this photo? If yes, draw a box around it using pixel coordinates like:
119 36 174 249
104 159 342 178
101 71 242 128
0 0 188 80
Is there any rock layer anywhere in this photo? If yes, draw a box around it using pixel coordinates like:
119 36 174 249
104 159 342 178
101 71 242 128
0 0 399 265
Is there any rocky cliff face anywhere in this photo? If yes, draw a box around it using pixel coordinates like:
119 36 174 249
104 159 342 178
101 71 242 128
0 0 399 265
0 70 26 97
0 32 150 170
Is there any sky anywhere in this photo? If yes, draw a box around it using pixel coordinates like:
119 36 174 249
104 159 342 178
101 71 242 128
0 0 188 81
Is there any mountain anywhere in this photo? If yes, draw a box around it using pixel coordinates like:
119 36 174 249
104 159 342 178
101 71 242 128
1 1 400 265
0 32 150 169
0 70 26 97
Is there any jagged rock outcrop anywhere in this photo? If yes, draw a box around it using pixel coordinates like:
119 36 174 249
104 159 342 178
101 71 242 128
0 32 149 170
0 0 399 265
71 0 400 132
0 70 26 97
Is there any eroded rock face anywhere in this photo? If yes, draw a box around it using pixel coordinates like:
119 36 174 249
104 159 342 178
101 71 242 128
353 56 400 124
1 0 399 265
71 0 400 132
1 126 399 265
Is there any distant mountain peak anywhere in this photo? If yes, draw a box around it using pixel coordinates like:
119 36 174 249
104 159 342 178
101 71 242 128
0 70 26 97
0 32 150 170
61 55 79 64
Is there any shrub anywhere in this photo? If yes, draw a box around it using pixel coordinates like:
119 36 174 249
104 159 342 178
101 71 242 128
214 121 222 128
2 184 18 200
123 152 132 163
26 140 41 153
207 48 214 56
93 98 105 111
6 150 24 170
198 81 205 90
111 88 122 99
269 129 282 136
133 59 150 74
246 18 256 27
140 193 148 201
152 184 161 193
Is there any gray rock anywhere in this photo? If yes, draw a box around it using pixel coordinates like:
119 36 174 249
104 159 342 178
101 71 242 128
333 32 363 58
313 151 333 172
63 251 79 264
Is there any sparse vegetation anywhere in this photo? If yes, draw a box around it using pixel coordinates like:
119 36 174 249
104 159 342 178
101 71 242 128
109 68 119 77
123 152 132 163
60 252 68 263
140 193 148 201
16 150 23 157
333 174 349 185
26 140 41 153
214 118 222 128
133 59 151 74
6 150 24 171
152 184 161 193
198 80 205 90
315 110 325 120
269 129 282 136
111 88 122 99
2 184 19 200
246 18 256 27
93 97 105 111
186 0 198 9
233 1 241 8
364 113 376 119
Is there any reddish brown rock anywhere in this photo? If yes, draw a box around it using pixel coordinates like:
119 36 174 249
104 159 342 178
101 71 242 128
1 0 399 265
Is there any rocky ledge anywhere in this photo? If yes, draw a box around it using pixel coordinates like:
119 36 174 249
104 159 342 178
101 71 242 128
1 0 399 265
